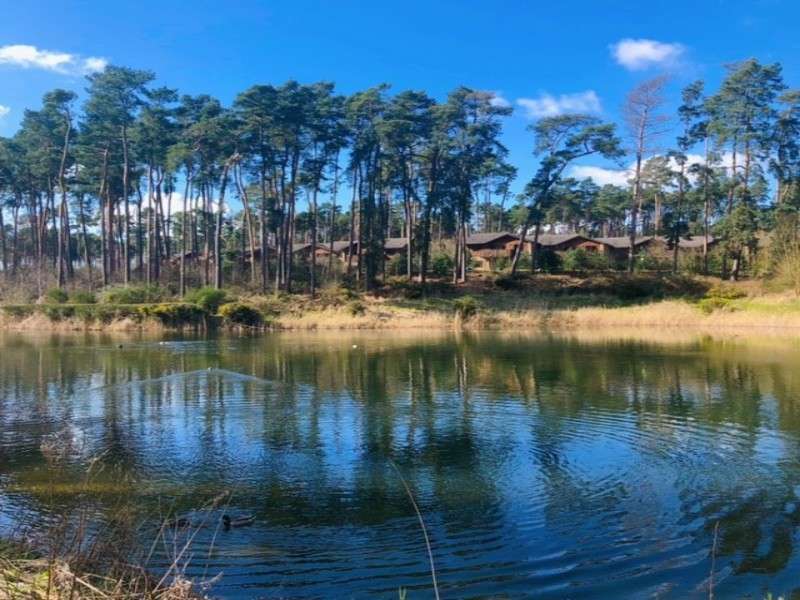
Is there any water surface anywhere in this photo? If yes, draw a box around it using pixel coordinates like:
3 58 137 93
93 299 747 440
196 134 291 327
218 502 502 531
1 330 800 598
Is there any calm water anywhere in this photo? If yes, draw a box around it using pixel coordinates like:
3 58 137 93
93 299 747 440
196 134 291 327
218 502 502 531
2 330 800 599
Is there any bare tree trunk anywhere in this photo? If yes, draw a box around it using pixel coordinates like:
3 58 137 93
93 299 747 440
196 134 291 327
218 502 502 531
121 125 131 284
214 161 231 290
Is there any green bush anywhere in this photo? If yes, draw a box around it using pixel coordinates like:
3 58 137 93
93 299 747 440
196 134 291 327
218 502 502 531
318 283 355 307
218 302 263 327
386 253 408 277
185 286 228 313
635 252 670 272
561 248 609 272
100 284 166 304
41 305 75 321
430 253 454 278
493 274 522 290
537 250 561 273
44 288 69 304
453 295 480 319
0 305 36 319
705 284 746 300
143 303 206 327
346 299 367 316
70 291 97 304
697 297 736 314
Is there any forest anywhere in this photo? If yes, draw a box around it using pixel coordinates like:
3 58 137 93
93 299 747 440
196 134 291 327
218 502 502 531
1 58 799 300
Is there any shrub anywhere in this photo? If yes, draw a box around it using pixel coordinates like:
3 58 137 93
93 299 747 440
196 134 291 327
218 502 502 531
771 247 800 295
493 274 522 290
44 288 69 304
71 291 97 304
143 303 206 327
635 252 670 272
614 277 659 301
453 295 480 319
42 305 75 321
318 282 355 307
386 253 408 277
100 284 165 304
185 286 228 313
697 297 735 314
218 302 263 327
537 249 561 273
705 284 746 301
562 249 590 272
0 305 35 319
430 253 454 278
346 300 367 316
561 248 609 272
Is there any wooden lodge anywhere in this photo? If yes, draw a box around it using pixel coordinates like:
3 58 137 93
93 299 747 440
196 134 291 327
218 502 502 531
465 232 520 270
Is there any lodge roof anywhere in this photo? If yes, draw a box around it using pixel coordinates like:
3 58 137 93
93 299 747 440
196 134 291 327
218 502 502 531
593 236 654 249
465 231 519 246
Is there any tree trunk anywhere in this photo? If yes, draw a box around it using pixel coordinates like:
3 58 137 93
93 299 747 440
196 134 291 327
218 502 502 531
214 162 231 290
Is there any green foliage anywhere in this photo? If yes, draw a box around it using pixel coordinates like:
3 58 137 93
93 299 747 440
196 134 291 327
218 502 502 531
70 291 97 304
697 297 736 314
493 274 522 290
634 252 671 272
561 248 611 272
142 303 206 327
705 284 747 300
0 305 36 319
430 253 454 278
100 284 166 304
385 254 407 277
185 286 229 313
770 247 800 295
537 249 561 273
453 295 480 319
346 300 367 316
218 302 263 327
318 283 356 307
44 288 69 304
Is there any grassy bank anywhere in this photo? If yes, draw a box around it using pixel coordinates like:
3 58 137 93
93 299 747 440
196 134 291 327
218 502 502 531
2 274 800 332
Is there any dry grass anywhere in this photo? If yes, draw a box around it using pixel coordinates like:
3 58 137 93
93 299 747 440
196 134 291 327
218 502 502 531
5 274 800 333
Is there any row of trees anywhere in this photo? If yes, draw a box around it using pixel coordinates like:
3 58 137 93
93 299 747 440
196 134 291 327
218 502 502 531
1 58 800 296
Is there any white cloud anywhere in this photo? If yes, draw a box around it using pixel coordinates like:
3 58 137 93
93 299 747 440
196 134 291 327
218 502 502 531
488 91 511 108
0 105 9 119
82 57 108 73
0 44 107 74
571 165 631 187
516 91 601 119
610 38 685 71
569 152 736 188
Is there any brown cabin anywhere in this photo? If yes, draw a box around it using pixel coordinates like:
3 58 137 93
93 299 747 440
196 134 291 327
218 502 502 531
466 232 520 270
592 236 655 262
652 235 717 253
535 233 608 253
292 242 337 260
384 237 409 258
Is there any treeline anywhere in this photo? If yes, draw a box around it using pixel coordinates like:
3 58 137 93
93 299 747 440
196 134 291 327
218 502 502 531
0 58 799 297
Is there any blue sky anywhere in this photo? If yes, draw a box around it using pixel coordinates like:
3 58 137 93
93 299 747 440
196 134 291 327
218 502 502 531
1 0 799 194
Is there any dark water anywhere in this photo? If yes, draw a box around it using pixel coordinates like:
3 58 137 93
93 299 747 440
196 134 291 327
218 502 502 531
2 330 800 599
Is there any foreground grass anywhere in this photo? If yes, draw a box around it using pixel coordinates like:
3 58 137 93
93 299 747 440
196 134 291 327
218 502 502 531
2 274 800 332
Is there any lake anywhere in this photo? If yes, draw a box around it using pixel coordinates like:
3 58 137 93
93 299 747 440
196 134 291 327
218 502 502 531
1 330 800 598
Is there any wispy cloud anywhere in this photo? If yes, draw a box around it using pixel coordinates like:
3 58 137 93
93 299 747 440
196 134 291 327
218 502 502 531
570 152 735 187
570 165 630 187
488 91 511 108
610 38 685 71
516 91 601 119
0 44 107 75
0 105 9 119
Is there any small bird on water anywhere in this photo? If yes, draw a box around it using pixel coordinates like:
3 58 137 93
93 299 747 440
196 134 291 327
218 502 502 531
222 514 256 529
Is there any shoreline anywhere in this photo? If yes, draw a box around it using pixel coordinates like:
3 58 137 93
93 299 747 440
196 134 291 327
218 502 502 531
4 296 800 336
